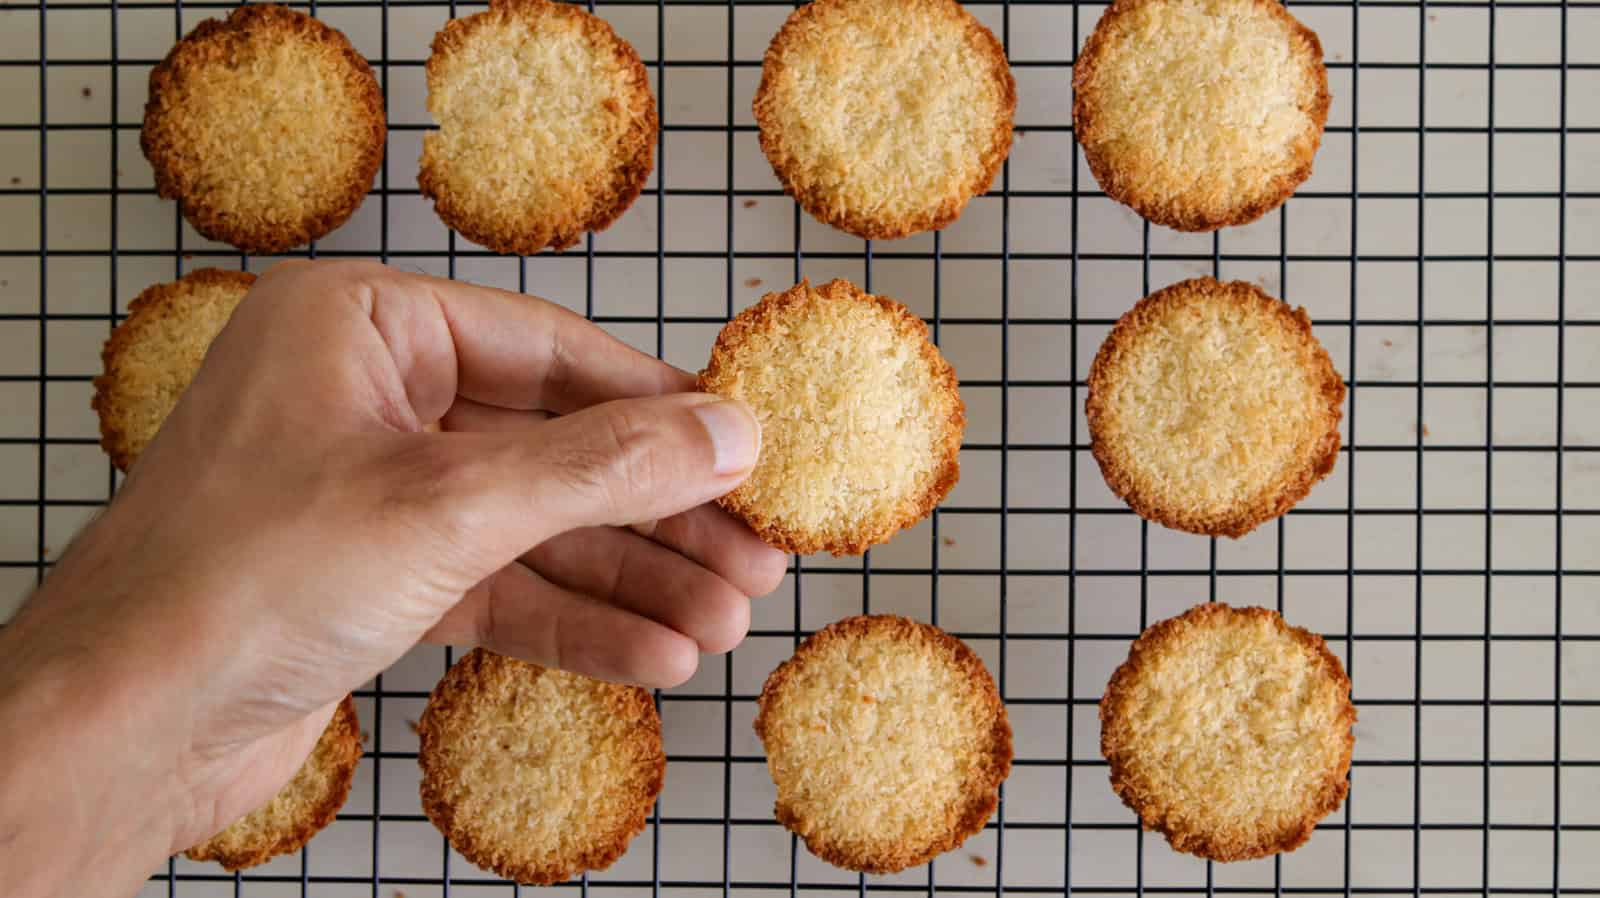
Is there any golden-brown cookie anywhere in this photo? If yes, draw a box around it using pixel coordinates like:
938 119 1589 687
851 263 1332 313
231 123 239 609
698 279 964 556
1100 603 1354 861
754 615 1011 873
92 268 256 472
417 649 664 884
753 0 1015 240
141 4 385 253
1073 0 1328 231
418 0 657 254
185 695 363 871
1084 277 1344 538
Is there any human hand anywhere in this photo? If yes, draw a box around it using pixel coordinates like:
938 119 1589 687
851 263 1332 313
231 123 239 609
0 260 785 892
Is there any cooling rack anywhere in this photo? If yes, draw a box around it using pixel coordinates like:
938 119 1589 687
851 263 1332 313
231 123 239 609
0 0 1596 894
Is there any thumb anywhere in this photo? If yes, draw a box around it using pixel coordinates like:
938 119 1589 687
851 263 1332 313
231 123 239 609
532 392 762 532
391 392 761 571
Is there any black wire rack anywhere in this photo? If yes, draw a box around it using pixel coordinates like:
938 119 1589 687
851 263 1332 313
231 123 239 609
1 0 1597 895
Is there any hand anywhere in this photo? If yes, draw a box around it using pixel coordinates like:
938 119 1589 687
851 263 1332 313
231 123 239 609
0 260 785 897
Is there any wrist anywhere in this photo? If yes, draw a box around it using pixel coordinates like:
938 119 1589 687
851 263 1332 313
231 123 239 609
0 577 195 897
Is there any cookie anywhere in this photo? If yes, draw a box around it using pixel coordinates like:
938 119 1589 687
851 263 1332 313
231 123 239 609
419 0 657 254
1100 603 1355 861
185 695 363 871
1073 0 1328 231
697 279 964 556
754 615 1011 873
417 649 664 884
1085 277 1344 537
92 268 256 472
141 4 385 253
753 0 1015 240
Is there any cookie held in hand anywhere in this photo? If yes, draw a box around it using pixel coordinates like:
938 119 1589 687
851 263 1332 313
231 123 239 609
698 279 964 555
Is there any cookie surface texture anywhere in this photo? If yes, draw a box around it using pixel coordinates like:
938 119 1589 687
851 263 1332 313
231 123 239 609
1073 0 1328 231
1100 603 1354 861
753 0 1015 239
419 0 657 254
141 4 385 253
1085 277 1344 537
92 268 256 471
417 649 665 884
185 695 363 871
698 279 964 555
754 615 1011 872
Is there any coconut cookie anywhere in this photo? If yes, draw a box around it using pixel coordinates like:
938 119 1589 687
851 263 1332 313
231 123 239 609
753 0 1015 240
1073 0 1328 231
186 695 363 870
1100 603 1354 861
1084 277 1344 538
755 615 1012 872
92 268 256 471
698 279 964 556
141 4 385 253
417 649 664 884
419 0 657 254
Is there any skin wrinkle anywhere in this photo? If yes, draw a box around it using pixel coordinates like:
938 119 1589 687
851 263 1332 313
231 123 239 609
543 325 581 411
361 288 443 432
388 286 461 427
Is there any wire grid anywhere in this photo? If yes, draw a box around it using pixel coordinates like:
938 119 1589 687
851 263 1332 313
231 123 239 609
0 0 1597 894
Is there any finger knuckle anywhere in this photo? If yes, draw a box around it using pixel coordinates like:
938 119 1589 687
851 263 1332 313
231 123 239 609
553 408 662 521
541 327 580 405
697 587 750 655
377 439 496 543
258 259 313 284
750 549 789 597
320 259 392 286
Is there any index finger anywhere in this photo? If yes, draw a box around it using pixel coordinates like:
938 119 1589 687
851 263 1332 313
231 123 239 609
274 260 694 416
422 274 695 411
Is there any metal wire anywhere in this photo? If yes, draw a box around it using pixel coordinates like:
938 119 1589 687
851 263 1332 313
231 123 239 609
0 0 1589 894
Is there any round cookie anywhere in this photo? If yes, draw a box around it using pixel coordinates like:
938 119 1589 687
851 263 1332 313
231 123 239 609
754 615 1012 873
92 268 256 472
1084 277 1344 538
1100 603 1355 861
141 4 385 253
698 279 964 556
419 0 657 254
753 0 1015 240
1073 0 1328 231
186 695 362 871
417 649 664 884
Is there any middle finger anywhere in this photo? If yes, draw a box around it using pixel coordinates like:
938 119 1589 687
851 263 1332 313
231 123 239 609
525 526 751 655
